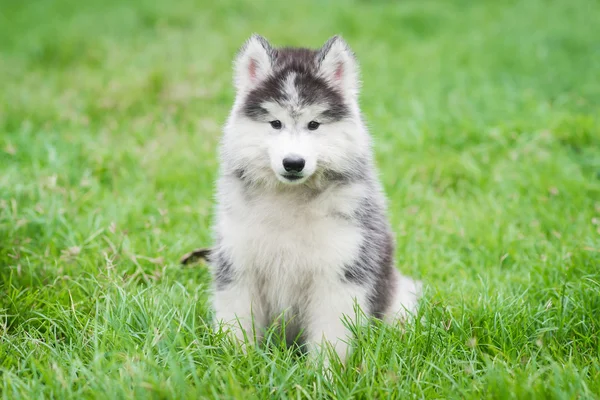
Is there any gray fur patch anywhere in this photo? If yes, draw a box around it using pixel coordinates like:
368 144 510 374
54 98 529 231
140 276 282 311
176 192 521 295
342 193 395 319
211 249 235 290
233 168 248 181
322 157 369 184
242 46 349 122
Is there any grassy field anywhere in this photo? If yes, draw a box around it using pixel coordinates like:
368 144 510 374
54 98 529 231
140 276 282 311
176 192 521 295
1 0 600 398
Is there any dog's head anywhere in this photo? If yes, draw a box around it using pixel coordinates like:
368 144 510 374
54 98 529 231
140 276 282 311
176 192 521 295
221 35 371 189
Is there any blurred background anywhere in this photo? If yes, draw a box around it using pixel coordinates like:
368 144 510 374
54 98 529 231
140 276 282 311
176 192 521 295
2 0 600 305
1 0 599 396
2 0 600 312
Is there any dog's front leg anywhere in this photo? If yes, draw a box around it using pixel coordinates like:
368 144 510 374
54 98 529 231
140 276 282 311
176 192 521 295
304 282 368 366
213 282 264 349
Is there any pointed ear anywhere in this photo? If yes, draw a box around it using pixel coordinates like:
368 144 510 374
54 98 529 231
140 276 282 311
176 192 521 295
316 36 359 98
234 34 276 92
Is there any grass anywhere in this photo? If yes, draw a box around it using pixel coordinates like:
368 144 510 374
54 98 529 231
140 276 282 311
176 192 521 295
1 0 599 398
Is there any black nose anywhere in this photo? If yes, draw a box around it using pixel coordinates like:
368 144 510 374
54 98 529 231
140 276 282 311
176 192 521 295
282 156 305 173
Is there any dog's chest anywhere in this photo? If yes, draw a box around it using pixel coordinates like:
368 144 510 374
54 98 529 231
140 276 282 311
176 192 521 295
220 186 363 305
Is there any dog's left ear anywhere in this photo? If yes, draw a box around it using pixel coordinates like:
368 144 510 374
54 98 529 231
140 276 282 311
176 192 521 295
316 36 360 98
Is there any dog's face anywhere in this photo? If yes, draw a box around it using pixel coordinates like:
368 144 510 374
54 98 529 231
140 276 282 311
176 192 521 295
222 35 370 189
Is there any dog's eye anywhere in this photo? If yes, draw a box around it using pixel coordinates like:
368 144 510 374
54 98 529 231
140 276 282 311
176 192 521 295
270 120 282 129
307 121 320 131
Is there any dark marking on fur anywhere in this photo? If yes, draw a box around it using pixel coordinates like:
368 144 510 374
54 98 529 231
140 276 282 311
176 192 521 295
232 168 263 196
243 76 285 119
179 247 234 291
180 247 212 265
322 167 362 183
234 168 248 181
242 46 350 122
238 34 277 64
321 106 350 122
321 157 369 184
342 194 395 319
295 73 349 122
366 232 395 319
212 250 235 290
315 36 354 66
322 169 350 182
330 210 353 222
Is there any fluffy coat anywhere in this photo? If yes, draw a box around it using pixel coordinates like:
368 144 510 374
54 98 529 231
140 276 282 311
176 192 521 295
208 34 421 363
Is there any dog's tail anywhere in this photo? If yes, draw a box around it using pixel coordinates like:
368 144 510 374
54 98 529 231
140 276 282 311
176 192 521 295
180 247 212 265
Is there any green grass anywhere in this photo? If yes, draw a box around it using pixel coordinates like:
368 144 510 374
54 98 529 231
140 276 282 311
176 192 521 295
1 0 600 398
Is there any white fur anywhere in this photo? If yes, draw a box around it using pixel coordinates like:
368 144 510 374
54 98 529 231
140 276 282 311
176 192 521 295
212 35 421 365
317 36 360 100
234 35 274 93
221 100 370 189
213 178 371 361
385 270 423 323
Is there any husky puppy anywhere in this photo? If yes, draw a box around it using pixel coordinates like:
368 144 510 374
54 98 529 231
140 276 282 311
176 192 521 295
209 34 421 363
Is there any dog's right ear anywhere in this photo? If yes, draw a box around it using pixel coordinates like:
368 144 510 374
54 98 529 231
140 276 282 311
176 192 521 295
234 34 275 93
